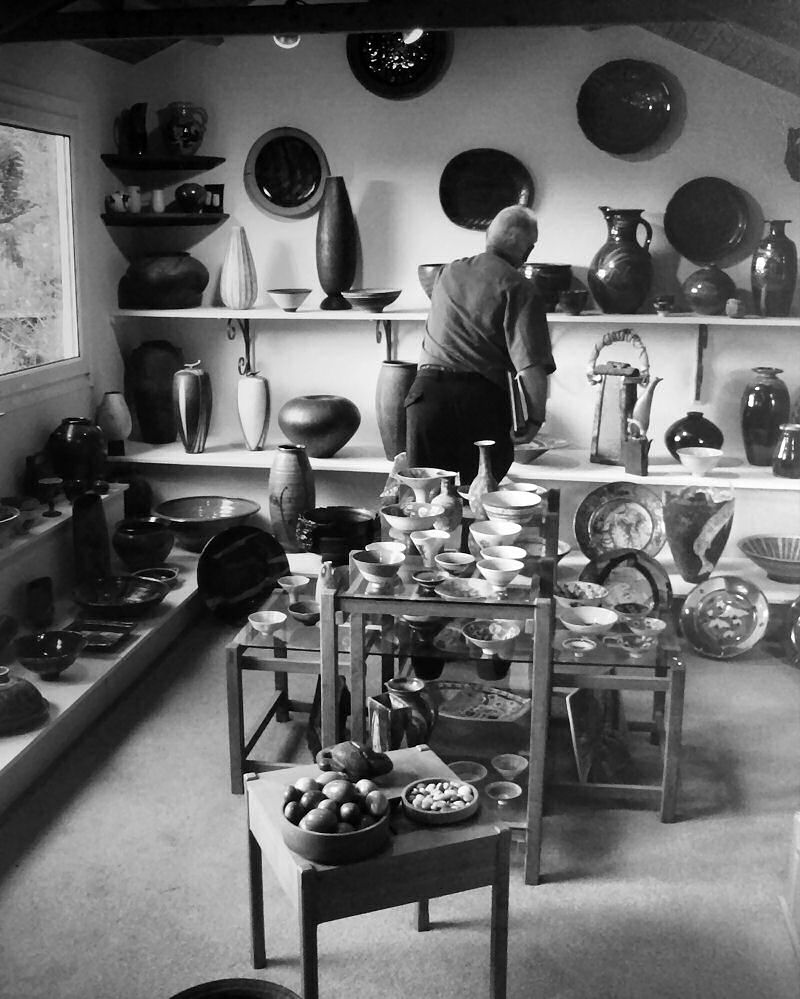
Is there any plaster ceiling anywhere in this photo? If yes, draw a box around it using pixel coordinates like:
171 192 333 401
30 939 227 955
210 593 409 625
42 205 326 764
0 0 798 100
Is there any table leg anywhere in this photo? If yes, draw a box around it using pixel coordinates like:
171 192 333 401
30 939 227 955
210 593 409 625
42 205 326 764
320 587 339 747
490 826 511 999
414 899 430 931
227 644 246 794
274 670 290 722
248 829 266 969
523 599 553 886
298 868 320 999
350 613 367 744
660 656 685 823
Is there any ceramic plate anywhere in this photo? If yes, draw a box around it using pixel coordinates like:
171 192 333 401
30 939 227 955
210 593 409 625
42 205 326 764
426 679 530 722
243 127 330 219
574 482 666 560
664 176 750 265
434 577 495 601
196 526 289 621
346 31 452 101
65 618 136 651
439 148 534 231
74 576 168 619
579 548 672 614
576 59 672 155
681 576 769 659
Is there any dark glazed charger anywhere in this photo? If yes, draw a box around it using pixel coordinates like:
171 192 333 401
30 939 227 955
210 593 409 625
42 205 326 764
243 127 330 219
664 177 750 265
346 31 453 100
439 148 534 231
577 59 672 155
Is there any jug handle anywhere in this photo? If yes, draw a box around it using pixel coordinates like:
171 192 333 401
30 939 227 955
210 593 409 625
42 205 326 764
586 328 650 385
638 217 653 250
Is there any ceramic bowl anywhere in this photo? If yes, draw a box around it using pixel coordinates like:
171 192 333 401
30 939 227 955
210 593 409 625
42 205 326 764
738 535 800 583
401 778 480 825
481 489 542 526
380 502 444 533
476 557 524 590
74 575 169 619
365 540 407 557
133 565 181 589
469 520 523 550
154 496 261 553
559 606 619 636
351 549 405 587
281 809 390 864
491 753 529 781
610 601 653 626
512 436 569 465
341 288 401 312
267 287 311 312
417 263 445 299
556 289 589 315
448 760 488 784
394 466 446 498
14 630 87 680
555 580 609 606
434 551 476 576
248 610 287 635
676 446 723 476
296 507 379 563
485 780 523 804
412 569 449 592
461 618 522 657
287 600 321 626
626 616 667 638
501 480 547 495
410 528 449 563
0 505 20 547
480 545 527 562
112 516 175 571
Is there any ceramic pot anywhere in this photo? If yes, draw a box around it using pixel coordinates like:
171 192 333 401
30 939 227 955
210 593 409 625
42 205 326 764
296 506 378 566
663 486 734 583
114 102 147 157
773 423 800 478
682 265 736 316
278 395 360 458
433 471 462 536
174 182 206 213
72 491 111 584
664 411 724 460
751 220 797 318
126 340 184 444
375 360 417 460
741 366 790 466
47 417 108 497
588 207 653 314
112 516 175 571
95 391 132 456
237 373 270 451
118 253 209 310
268 443 315 553
220 225 258 309
383 677 438 747
0 666 48 736
162 101 207 156
173 361 212 454
519 262 573 311
467 439 498 518
316 176 357 310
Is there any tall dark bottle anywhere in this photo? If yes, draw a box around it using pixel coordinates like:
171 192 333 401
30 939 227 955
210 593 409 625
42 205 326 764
315 176 357 310
751 220 797 317
740 366 790 466
173 360 212 454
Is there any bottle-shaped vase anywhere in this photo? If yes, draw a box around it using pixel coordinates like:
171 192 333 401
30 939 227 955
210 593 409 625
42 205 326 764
741 366 790 466
751 220 797 318
268 443 315 552
773 423 800 479
467 440 498 519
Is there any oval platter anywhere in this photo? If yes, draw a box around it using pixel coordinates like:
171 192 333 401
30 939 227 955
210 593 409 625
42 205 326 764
197 525 289 621
579 547 672 615
346 31 452 101
680 575 769 659
425 679 530 722
577 59 672 156
244 126 330 219
664 176 750 265
573 482 666 560
439 148 534 231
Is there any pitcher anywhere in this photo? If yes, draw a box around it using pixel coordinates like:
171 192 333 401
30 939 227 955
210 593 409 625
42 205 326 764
588 207 653 314
163 101 208 156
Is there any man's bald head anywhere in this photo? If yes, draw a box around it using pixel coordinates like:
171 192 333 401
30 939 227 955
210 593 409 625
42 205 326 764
486 206 539 267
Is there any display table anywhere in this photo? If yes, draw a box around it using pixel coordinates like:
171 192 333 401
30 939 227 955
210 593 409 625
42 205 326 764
245 746 511 999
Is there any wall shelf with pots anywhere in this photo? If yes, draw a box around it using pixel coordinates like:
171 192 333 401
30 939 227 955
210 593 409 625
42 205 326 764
101 154 225 172
101 212 229 227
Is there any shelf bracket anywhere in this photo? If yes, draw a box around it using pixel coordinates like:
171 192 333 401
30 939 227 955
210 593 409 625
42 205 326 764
227 317 255 375
375 319 395 361
693 323 709 402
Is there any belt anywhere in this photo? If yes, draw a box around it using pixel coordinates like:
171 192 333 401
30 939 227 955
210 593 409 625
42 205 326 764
418 364 487 382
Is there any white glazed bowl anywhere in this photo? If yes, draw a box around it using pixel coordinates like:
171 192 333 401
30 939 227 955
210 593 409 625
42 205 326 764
248 610 287 635
676 446 723 476
555 580 609 606
480 545 527 562
469 520 523 550
481 489 542 525
365 540 407 557
434 551 476 576
461 618 521 657
380 502 444 533
559 606 619 636
476 557 524 590
352 548 405 585
267 288 311 312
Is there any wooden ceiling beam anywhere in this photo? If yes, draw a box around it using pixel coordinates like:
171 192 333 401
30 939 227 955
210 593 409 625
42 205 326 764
0 0 73 35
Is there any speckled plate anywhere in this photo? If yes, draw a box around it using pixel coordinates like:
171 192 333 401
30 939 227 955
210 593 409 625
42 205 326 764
680 575 769 659
574 482 666 560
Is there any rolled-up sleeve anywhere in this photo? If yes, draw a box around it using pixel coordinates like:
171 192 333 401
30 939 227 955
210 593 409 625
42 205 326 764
505 282 556 375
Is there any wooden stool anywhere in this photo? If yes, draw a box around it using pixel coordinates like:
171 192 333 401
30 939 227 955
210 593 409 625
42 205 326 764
245 747 511 999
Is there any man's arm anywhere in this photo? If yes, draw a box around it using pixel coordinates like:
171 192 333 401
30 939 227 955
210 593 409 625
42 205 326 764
511 363 548 443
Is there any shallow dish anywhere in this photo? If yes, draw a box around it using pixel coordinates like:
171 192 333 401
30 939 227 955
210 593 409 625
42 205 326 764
14 630 87 680
556 580 608 606
74 575 169 619
267 288 311 312
281 809 390 864
461 619 521 657
401 778 480 825
197 526 289 621
439 147 534 231
664 175 750 265
425 679 530 722
558 606 619 636
681 575 769 659
481 489 542 526
676 446 723 476
133 565 181 589
341 288 401 312
434 577 494 602
154 495 261 553
248 610 287 635
448 761 488 784
512 436 569 465
737 535 800 583
574 482 666 560
288 600 321 626
485 780 523 804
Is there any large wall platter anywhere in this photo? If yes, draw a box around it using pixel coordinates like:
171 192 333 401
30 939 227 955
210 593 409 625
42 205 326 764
197 525 289 621
573 481 666 560
664 176 750 265
439 148 534 231
577 59 672 156
347 31 452 101
244 127 330 219
579 548 672 615
680 575 769 659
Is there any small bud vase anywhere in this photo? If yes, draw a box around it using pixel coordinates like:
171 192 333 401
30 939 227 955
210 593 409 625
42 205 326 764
467 439 498 519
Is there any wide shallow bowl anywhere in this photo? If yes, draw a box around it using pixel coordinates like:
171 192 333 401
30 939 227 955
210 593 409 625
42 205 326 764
351 549 405 587
296 506 379 565
74 575 169 619
559 606 619 636
469 520 523 550
513 436 569 465
380 502 444 533
481 489 542 526
462 618 522 657
417 263 445 299
485 780 523 804
247 610 287 635
434 551 476 576
281 809 390 864
287 600 321 626
341 288 401 312
267 287 311 312
133 565 181 589
154 496 260 553
402 778 480 825
365 540 406 557
14 630 87 679
738 535 800 583
676 446 724 476
555 580 609 607
412 569 450 592
491 753 529 781
448 761 488 784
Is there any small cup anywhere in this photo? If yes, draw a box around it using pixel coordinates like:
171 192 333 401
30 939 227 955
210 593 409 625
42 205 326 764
556 289 588 315
653 295 674 316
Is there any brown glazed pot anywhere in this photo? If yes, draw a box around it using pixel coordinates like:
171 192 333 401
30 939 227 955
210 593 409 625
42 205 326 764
278 395 360 458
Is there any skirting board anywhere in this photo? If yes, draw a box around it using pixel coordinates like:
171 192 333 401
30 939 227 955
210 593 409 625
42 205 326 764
779 810 800 966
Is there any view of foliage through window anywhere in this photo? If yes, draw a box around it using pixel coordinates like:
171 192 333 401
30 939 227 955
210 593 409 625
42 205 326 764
0 122 78 377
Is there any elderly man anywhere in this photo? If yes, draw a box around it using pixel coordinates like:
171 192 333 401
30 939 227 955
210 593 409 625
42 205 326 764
404 205 555 485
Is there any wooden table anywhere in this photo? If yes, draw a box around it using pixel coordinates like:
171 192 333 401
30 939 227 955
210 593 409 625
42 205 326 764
245 746 511 999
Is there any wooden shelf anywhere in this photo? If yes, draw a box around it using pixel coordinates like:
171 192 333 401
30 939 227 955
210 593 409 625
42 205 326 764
101 154 226 171
102 212 228 227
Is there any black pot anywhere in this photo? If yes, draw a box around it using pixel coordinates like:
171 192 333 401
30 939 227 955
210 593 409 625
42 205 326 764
296 506 379 566
664 410 724 460
519 262 572 311
112 517 175 571
46 417 108 497
118 252 209 310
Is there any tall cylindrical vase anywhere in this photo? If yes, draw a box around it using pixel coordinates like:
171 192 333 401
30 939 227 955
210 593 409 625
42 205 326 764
173 360 212 454
220 225 258 309
663 486 734 584
751 219 797 318
741 366 790 466
268 443 315 552
238 373 270 451
316 176 357 310
375 360 417 460
95 391 133 457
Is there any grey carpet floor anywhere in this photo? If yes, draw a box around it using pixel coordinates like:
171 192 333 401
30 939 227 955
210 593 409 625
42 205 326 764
0 617 798 999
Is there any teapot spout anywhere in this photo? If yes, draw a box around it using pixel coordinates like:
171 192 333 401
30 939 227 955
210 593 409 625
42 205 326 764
631 375 663 437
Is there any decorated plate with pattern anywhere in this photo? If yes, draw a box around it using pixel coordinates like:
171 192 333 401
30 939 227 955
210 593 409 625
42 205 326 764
579 548 672 614
426 680 530 722
574 482 666 560
680 575 769 659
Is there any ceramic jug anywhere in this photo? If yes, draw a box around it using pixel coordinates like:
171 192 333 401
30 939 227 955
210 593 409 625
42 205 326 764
588 207 653 314
163 101 207 156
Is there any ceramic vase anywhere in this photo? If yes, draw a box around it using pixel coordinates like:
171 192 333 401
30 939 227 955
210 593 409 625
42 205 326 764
126 340 184 444
741 366 790 466
71 490 111 584
268 443 315 553
467 439 498 518
95 391 132 456
368 677 438 751
433 471 462 537
237 373 270 451
162 101 207 156
519 262 573 311
682 265 736 316
278 395 360 458
587 207 653 314
375 360 417 460
663 486 734 583
173 360 212 454
47 417 108 499
751 220 797 318
664 411 724 460
773 423 800 478
220 225 258 309
118 252 209 310
316 176 357 310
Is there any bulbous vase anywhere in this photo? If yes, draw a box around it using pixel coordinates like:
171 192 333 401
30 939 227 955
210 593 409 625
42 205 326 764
587 207 653 314
664 411 724 460
663 486 734 583
751 219 797 318
741 366 790 466
118 252 209 310
47 417 108 498
126 339 185 444
278 395 360 458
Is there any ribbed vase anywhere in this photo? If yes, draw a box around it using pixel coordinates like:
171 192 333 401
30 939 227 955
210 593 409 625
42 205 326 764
375 360 417 460
237 373 270 451
220 225 258 309
316 176 357 310
173 361 212 454
268 443 316 552
751 220 797 318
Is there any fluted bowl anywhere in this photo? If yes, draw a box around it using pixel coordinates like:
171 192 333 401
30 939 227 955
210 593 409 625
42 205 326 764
154 496 260 552
738 535 800 583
